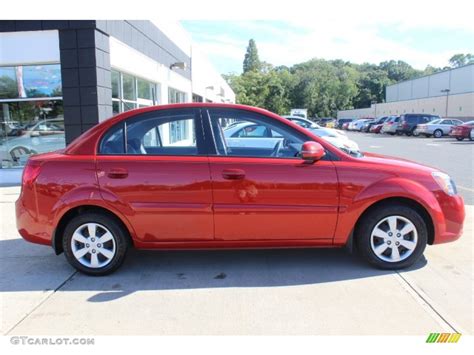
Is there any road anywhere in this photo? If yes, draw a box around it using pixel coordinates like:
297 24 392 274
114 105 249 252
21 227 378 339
347 132 473 204
0 134 472 335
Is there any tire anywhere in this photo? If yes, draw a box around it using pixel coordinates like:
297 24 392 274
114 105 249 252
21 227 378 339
433 129 443 138
412 129 420 137
355 203 427 270
456 137 464 141
469 130 473 141
62 212 129 276
405 131 412 136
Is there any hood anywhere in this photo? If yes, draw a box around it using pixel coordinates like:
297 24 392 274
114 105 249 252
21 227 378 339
360 152 438 174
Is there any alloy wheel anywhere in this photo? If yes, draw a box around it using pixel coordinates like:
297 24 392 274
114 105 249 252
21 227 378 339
370 215 418 263
70 223 116 268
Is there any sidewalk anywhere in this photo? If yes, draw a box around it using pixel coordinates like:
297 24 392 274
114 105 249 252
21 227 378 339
1 186 472 335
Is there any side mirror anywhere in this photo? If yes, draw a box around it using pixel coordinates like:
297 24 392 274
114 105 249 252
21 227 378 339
300 141 325 162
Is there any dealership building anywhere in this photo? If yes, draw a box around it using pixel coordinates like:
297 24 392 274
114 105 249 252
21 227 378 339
0 20 235 171
337 64 474 120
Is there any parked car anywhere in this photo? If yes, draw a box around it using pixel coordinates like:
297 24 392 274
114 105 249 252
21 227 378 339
348 119 371 131
227 120 360 155
449 120 474 141
363 117 388 133
396 114 440 136
0 119 65 167
370 123 384 134
16 103 465 275
342 122 350 130
336 118 354 129
381 116 401 135
282 116 319 129
317 117 336 127
415 119 464 138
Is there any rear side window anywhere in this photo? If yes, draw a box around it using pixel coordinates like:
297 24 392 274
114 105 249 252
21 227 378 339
100 122 125 154
99 109 201 156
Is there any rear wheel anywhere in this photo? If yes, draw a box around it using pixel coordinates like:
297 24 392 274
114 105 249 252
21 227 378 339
433 129 443 138
469 130 473 141
356 204 427 269
456 137 464 141
63 212 129 276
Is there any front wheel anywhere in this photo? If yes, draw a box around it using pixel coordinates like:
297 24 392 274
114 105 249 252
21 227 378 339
356 204 427 269
433 129 443 138
63 212 129 276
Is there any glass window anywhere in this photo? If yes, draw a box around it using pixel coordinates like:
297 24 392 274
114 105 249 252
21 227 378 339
100 122 124 155
0 64 61 99
22 65 62 98
122 73 136 101
99 112 198 156
0 100 64 168
137 79 152 100
112 101 120 115
110 70 159 114
112 71 120 99
210 109 304 158
234 125 268 138
168 87 187 104
0 67 18 98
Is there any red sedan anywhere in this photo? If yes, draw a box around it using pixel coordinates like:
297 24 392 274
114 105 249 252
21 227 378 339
450 120 474 141
16 104 465 275
370 123 384 133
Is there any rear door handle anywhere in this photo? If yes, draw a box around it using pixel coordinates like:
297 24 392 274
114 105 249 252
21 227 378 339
222 169 245 180
107 168 129 179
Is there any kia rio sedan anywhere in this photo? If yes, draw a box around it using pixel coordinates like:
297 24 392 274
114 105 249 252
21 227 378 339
16 104 465 275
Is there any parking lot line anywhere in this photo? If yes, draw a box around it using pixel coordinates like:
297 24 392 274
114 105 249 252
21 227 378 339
458 185 474 193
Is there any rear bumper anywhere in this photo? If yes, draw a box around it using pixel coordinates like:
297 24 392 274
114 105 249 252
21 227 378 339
15 197 52 246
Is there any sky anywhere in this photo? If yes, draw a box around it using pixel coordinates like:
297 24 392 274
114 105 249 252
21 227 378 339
181 18 474 75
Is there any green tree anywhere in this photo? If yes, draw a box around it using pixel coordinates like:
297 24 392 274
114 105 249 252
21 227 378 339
243 39 261 73
449 53 474 68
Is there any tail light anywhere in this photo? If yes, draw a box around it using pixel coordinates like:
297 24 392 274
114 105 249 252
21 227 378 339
22 160 42 190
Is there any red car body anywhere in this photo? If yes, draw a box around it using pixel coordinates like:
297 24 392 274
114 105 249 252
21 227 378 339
450 121 474 141
15 103 465 273
370 124 383 133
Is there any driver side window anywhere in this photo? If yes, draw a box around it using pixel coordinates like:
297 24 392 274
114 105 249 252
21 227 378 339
208 109 305 158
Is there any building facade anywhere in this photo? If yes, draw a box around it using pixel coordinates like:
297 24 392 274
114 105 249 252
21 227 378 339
337 64 474 120
0 20 235 170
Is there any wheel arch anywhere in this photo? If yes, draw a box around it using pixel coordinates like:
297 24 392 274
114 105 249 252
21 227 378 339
353 197 435 246
52 205 135 255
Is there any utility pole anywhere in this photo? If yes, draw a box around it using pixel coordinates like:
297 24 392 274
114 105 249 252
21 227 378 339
441 89 450 117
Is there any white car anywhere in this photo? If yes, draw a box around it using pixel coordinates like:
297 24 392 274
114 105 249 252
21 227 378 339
224 121 360 155
348 119 371 131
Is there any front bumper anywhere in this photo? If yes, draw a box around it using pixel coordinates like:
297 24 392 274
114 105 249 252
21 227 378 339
433 193 465 244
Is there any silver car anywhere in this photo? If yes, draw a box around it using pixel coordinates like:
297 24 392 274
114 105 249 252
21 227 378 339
381 116 400 135
415 118 464 138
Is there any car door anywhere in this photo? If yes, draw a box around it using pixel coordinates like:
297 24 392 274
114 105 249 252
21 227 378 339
96 108 214 243
204 107 339 241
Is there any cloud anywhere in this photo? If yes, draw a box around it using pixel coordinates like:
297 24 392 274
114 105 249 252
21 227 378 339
183 14 473 74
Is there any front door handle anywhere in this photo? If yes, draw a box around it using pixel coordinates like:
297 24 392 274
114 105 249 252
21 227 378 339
107 168 129 179
222 168 245 180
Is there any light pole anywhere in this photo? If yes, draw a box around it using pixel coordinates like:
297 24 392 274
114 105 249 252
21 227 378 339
441 89 450 117
371 100 377 118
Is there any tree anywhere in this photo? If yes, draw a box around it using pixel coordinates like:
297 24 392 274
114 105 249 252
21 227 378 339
449 53 474 68
243 39 261 73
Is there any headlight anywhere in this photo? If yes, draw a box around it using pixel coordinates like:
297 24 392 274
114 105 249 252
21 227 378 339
432 172 457 196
